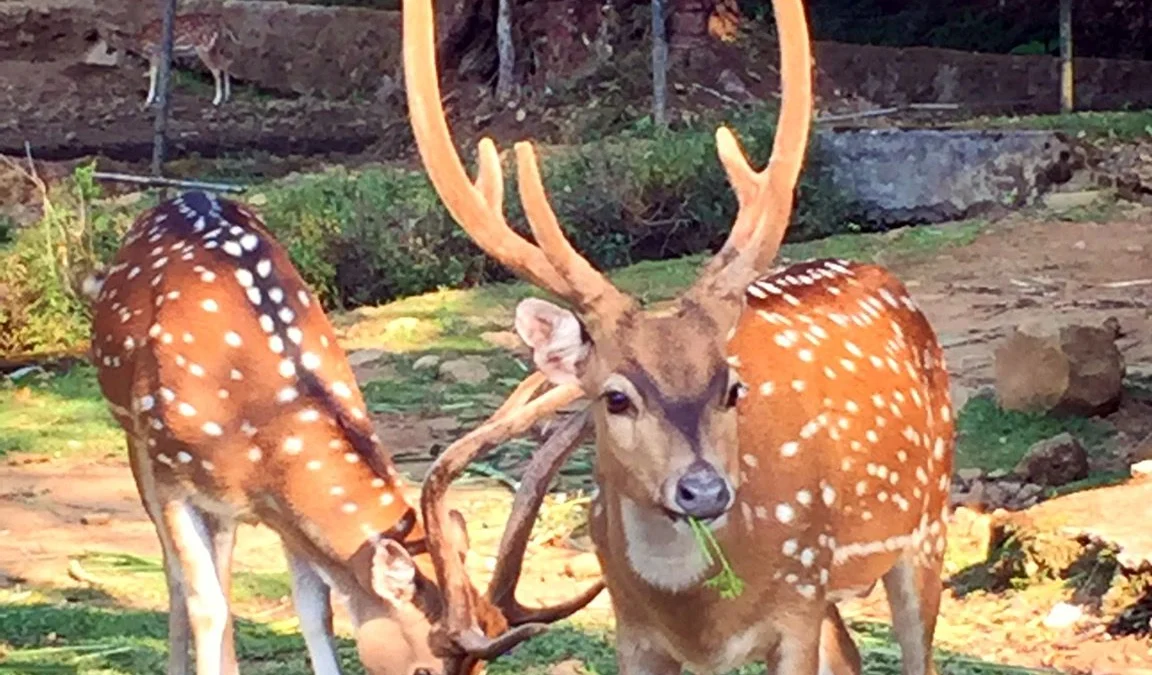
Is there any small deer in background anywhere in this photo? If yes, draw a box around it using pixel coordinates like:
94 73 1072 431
405 0 956 672
85 191 601 675
89 13 236 107
138 13 235 107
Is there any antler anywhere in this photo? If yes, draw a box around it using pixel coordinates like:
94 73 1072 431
419 371 601 669
402 0 634 323
690 0 814 310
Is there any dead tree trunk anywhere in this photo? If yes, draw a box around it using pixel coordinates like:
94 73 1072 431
495 0 515 101
652 0 668 127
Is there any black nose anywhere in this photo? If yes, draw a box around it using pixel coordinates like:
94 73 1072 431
674 462 731 519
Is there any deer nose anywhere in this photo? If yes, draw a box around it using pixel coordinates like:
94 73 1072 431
673 462 732 519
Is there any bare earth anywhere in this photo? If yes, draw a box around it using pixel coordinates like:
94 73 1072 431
3 213 1152 673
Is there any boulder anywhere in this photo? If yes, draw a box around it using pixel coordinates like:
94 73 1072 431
438 357 490 385
1014 433 1090 487
993 318 1125 416
412 355 441 371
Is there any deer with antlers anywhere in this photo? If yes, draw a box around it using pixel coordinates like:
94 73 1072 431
86 191 601 675
405 0 956 672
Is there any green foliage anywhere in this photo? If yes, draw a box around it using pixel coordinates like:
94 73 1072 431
954 394 1114 472
965 109 1152 141
0 164 136 355
253 109 850 311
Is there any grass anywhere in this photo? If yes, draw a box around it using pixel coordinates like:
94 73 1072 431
336 218 988 354
0 364 121 459
964 109 1152 141
0 584 1052 675
954 394 1115 472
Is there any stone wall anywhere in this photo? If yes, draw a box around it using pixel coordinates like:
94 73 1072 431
815 42 1152 113
9 0 1152 107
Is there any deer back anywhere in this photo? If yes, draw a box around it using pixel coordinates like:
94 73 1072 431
90 191 414 560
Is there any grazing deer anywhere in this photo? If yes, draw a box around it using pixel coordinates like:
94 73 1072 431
404 0 956 672
136 13 235 107
86 191 601 675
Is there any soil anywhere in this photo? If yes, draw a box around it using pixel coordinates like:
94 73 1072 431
3 214 1152 673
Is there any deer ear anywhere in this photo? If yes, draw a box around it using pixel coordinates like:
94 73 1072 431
370 539 417 604
515 298 590 386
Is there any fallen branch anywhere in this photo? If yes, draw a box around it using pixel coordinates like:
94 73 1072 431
92 171 247 194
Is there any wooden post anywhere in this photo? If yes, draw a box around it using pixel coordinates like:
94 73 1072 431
495 0 515 101
1059 0 1074 113
652 0 668 128
151 0 179 197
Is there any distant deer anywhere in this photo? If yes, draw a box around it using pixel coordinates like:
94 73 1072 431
91 13 236 107
405 0 956 673
138 13 235 107
86 191 601 675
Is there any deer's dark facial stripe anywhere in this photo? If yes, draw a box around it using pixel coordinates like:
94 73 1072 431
620 363 729 456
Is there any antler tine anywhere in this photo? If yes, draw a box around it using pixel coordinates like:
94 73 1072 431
403 0 574 300
514 143 633 316
486 408 604 625
695 0 814 285
420 374 585 659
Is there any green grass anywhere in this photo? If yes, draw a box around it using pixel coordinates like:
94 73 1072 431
337 219 988 354
0 587 354 674
964 109 1152 140
954 394 1114 472
0 364 121 459
0 584 1050 675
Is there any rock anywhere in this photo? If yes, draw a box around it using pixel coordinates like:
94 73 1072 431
1131 459 1152 480
425 417 463 434
956 468 984 484
80 512 111 526
1014 433 1090 487
1042 190 1103 213
993 318 1125 416
480 330 529 355
412 355 441 371
347 348 388 368
950 480 986 509
438 357 490 385
1042 602 1083 629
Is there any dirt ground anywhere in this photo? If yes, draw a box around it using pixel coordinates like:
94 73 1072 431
3 213 1152 673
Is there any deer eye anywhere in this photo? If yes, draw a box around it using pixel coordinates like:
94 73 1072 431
725 382 747 408
604 390 633 415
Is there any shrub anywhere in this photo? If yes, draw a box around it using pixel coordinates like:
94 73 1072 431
0 114 850 355
254 110 849 309
0 164 136 355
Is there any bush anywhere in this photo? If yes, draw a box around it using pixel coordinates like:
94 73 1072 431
254 110 849 309
0 164 136 355
0 114 850 355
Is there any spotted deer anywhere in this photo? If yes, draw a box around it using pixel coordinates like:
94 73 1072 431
404 0 956 672
137 13 235 107
85 191 601 675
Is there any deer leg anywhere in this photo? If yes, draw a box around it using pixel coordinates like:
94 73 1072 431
882 552 942 675
223 70 232 103
285 548 342 675
126 439 191 675
202 513 239 675
614 618 681 675
160 500 232 675
144 60 159 108
819 603 862 675
765 607 823 675
208 68 223 106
